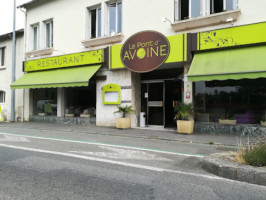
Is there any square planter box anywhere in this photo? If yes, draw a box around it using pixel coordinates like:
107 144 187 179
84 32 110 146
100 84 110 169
176 120 194 134
261 121 266 126
80 114 90 118
219 119 236 125
116 118 131 129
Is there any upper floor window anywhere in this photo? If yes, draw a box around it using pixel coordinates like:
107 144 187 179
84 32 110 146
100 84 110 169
45 21 53 48
0 46 6 67
32 25 39 50
175 0 238 21
175 0 202 21
109 2 122 35
90 7 102 38
0 91 5 103
210 0 237 14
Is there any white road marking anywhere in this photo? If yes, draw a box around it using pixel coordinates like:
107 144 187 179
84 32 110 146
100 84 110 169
0 135 30 142
1 143 266 189
0 132 204 157
70 146 172 161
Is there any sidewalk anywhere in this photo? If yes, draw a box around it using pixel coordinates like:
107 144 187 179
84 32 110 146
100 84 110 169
0 122 255 147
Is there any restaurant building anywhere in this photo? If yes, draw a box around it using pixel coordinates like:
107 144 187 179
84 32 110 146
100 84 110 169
13 0 266 131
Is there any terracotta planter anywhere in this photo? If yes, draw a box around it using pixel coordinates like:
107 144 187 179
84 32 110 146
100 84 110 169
261 121 266 126
219 119 236 125
116 118 131 129
176 120 194 134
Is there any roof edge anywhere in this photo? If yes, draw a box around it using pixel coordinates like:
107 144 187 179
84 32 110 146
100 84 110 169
0 29 24 41
18 0 53 9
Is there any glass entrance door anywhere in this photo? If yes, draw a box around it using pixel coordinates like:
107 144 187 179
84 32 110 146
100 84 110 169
141 80 182 128
147 82 164 126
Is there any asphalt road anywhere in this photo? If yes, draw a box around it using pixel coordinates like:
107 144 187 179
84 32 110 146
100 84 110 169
0 127 265 199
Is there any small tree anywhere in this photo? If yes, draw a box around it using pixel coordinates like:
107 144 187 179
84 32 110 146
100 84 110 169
114 105 134 118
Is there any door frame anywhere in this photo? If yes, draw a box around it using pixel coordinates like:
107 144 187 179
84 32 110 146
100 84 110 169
141 78 176 127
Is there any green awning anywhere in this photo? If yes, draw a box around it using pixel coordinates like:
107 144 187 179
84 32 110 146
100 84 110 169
187 45 266 82
11 65 101 89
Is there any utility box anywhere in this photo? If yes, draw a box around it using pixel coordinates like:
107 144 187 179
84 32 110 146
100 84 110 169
140 112 146 127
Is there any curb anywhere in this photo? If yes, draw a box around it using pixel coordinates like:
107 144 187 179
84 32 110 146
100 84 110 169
201 152 266 186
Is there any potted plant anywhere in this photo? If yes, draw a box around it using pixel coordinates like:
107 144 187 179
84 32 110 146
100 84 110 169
174 103 195 134
114 105 134 129
261 116 266 126
219 115 236 125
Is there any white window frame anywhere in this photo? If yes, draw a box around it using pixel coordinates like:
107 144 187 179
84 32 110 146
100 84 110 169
208 0 238 15
89 6 102 38
45 20 53 48
0 91 5 103
175 0 238 21
32 24 39 50
0 45 6 68
108 1 122 35
175 0 203 21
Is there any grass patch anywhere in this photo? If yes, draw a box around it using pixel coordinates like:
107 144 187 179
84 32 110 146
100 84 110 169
235 137 266 167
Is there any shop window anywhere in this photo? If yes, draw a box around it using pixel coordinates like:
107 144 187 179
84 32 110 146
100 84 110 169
33 88 57 116
32 24 39 50
45 21 53 48
108 1 122 35
64 83 96 118
175 0 202 21
194 79 266 124
0 46 6 67
90 7 102 38
0 91 5 103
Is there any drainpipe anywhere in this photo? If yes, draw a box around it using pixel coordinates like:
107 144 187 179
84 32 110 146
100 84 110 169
11 0 16 122
19 7 27 122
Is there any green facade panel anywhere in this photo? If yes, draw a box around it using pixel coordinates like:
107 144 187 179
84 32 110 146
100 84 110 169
11 65 101 89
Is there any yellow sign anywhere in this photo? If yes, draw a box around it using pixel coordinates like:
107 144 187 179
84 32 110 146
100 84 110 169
24 50 104 72
0 105 3 122
198 22 266 51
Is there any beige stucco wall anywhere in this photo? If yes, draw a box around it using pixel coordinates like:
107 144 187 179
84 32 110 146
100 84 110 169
0 34 24 121
25 0 266 51
96 68 136 127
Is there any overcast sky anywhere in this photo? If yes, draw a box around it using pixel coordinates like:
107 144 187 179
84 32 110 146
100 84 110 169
0 0 31 35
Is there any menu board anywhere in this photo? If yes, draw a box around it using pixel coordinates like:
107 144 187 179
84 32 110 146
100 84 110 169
102 84 121 105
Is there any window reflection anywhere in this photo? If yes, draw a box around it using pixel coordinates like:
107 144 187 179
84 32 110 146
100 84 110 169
195 79 266 123
33 88 57 116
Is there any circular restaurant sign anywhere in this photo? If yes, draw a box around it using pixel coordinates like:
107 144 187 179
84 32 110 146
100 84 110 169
121 31 170 73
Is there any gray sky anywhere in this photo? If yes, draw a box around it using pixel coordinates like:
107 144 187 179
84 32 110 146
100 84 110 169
0 0 31 35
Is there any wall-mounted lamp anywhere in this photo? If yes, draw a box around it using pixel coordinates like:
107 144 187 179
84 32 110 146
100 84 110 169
226 17 233 23
161 17 173 24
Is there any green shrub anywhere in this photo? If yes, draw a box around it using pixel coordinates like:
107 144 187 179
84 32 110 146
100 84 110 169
174 103 194 120
114 105 134 118
242 143 266 167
